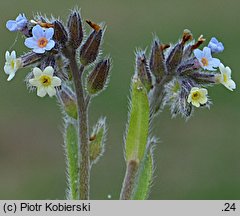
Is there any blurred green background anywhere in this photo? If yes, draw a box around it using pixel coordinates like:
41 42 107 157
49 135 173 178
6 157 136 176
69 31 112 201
0 0 239 200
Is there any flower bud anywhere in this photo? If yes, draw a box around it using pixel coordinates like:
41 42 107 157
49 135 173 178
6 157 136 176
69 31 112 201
54 20 68 47
21 52 42 67
166 30 192 74
179 88 192 118
189 72 217 84
149 39 166 82
67 10 83 49
57 84 78 119
136 51 153 92
177 58 200 74
87 59 110 95
80 22 103 66
182 35 205 59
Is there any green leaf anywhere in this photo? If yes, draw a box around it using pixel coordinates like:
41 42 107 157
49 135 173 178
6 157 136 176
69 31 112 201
89 117 106 165
65 123 79 199
132 149 153 200
125 76 150 162
65 102 78 119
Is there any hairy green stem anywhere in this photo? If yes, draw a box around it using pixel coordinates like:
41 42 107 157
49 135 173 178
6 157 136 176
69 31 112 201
120 160 139 200
65 49 90 200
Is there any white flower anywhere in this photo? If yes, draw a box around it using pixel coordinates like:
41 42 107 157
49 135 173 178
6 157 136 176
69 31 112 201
187 87 208 108
29 66 61 97
194 47 220 71
217 63 236 91
4 51 22 81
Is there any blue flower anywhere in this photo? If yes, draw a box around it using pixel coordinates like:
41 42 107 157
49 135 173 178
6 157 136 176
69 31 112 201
194 47 220 71
208 37 224 53
6 14 28 32
24 25 55 54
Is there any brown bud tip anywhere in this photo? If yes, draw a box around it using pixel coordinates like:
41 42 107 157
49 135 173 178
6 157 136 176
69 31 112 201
37 21 54 28
136 51 153 92
80 29 103 66
67 10 83 49
89 134 97 141
86 20 101 32
54 20 68 47
191 35 206 50
87 59 110 95
181 29 193 45
160 44 170 51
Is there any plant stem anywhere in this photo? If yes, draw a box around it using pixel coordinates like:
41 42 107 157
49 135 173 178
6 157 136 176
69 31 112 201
120 160 139 200
66 49 90 200
150 74 173 116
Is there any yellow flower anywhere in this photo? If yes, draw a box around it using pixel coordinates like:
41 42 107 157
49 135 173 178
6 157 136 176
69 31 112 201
29 66 61 97
4 51 22 81
187 87 208 108
217 63 236 91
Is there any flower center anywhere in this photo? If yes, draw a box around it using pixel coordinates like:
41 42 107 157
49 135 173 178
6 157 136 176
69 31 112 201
192 92 200 100
40 75 51 87
201 57 209 66
11 60 15 69
38 37 48 48
223 73 228 83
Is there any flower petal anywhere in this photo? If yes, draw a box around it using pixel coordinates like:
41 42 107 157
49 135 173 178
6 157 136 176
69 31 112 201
52 77 61 86
206 65 216 71
190 87 199 92
4 65 11 75
43 66 54 76
199 88 208 95
6 20 18 31
226 80 236 91
203 47 211 58
193 49 203 59
25 38 37 49
199 96 207 104
45 40 55 51
45 28 54 40
37 86 47 97
33 47 45 54
32 25 44 39
192 101 200 108
5 51 10 61
7 73 16 81
210 37 218 43
219 63 225 74
225 66 231 76
187 95 192 103
29 78 40 87
210 58 221 67
11 50 16 59
46 86 56 97
33 67 42 78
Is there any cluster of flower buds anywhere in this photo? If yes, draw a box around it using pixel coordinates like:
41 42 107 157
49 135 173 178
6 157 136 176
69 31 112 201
135 30 236 118
4 10 110 104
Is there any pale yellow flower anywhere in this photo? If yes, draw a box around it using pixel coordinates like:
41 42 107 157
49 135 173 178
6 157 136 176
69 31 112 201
217 63 236 91
29 66 61 97
4 51 22 81
187 87 208 108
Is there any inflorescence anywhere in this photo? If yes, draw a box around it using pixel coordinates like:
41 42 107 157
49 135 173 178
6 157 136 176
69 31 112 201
4 11 110 99
134 30 236 118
